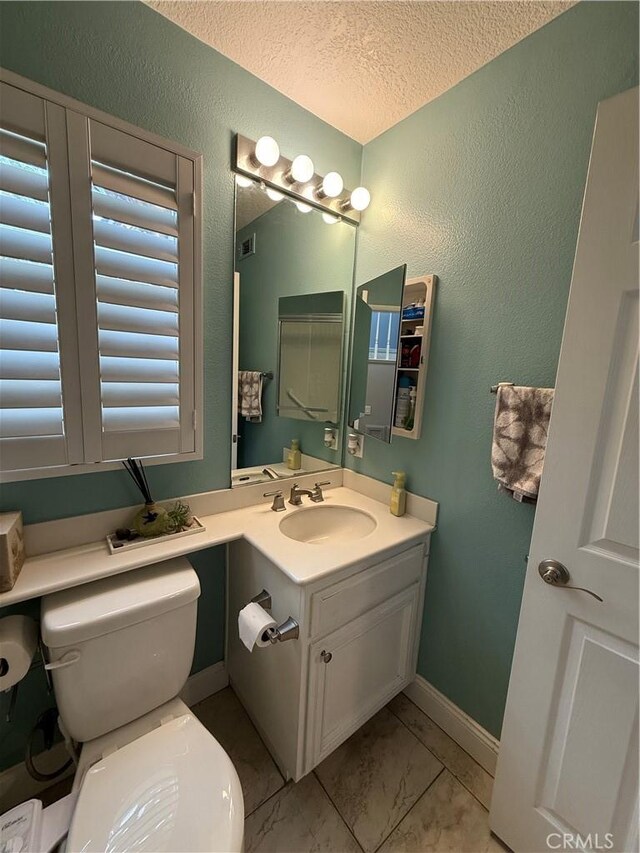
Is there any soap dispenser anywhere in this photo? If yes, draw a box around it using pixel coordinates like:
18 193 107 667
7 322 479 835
287 439 301 470
390 471 407 517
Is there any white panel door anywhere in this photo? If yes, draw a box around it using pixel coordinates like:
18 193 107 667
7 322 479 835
490 87 639 853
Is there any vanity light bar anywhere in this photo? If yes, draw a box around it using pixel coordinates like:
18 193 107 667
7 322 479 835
234 134 370 225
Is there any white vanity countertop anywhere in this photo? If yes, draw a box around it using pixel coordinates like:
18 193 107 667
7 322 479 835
0 487 433 606
244 488 432 583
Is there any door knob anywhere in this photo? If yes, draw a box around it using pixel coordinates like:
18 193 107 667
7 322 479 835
320 650 332 663
538 559 603 602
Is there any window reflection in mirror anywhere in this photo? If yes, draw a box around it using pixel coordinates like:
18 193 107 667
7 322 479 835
232 178 356 487
348 265 407 443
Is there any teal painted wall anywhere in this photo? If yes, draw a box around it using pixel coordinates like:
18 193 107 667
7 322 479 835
0 0 361 525
236 199 355 468
0 0 361 775
349 1 638 738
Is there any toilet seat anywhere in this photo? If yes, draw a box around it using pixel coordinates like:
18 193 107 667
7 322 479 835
66 713 244 852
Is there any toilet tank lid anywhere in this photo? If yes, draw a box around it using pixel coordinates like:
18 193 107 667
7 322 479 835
41 557 200 647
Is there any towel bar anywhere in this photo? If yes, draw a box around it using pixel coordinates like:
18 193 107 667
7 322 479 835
490 382 514 393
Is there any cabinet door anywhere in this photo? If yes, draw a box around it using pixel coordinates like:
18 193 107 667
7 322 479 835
307 584 420 769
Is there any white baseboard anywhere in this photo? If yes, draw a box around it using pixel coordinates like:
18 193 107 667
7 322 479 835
404 675 499 776
180 660 228 706
0 661 228 813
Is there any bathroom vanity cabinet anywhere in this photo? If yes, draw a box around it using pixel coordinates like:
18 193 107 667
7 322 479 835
227 536 429 780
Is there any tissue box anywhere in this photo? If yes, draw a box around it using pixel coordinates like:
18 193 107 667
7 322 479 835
0 511 25 592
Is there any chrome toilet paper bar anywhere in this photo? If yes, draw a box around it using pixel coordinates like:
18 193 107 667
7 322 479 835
250 589 299 643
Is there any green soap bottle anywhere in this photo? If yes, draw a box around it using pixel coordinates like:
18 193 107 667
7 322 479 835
288 438 301 470
390 471 407 517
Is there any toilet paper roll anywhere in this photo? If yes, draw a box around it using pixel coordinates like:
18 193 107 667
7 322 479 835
0 615 38 691
238 602 277 652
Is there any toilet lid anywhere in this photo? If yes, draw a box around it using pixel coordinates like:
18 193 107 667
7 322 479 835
66 713 244 853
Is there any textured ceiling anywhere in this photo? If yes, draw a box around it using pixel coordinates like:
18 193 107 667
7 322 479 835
146 1 574 143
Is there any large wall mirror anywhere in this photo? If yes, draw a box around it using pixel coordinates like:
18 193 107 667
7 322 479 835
232 178 356 487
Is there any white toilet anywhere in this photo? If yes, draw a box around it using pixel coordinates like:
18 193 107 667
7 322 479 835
40 556 244 853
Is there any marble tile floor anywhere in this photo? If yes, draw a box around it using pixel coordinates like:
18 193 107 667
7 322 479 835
39 687 509 852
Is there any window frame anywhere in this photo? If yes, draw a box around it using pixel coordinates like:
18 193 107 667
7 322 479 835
0 68 203 483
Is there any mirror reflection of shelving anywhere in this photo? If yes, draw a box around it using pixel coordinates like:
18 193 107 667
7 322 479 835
393 275 437 440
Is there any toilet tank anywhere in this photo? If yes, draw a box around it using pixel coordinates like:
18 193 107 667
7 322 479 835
41 557 200 743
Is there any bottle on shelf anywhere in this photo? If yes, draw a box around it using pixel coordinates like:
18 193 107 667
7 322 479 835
394 376 415 428
287 438 301 470
403 387 417 431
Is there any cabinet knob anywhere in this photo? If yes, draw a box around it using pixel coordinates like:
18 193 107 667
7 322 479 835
320 650 332 663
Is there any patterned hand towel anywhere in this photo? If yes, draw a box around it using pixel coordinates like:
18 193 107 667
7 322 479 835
491 383 554 503
238 371 264 423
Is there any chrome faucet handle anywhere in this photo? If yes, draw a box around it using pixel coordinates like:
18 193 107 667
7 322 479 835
311 481 331 502
263 490 285 512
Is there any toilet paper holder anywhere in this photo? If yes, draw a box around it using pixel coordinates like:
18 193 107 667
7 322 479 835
250 589 299 643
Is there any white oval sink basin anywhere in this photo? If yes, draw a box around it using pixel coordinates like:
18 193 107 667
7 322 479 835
279 505 377 545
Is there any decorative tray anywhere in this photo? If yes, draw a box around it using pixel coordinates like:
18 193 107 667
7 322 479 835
106 516 205 554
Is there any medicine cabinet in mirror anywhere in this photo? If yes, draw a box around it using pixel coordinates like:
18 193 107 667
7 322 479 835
348 268 436 443
232 178 356 487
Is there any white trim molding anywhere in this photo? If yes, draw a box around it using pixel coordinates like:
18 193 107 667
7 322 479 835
179 661 229 707
0 662 228 812
403 675 499 776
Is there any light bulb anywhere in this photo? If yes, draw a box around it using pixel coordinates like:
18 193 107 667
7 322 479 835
235 174 253 188
266 187 284 202
254 136 280 167
322 213 339 225
296 201 312 213
350 187 371 211
318 171 343 199
290 154 314 183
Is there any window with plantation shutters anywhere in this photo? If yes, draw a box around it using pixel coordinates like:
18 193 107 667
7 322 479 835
0 74 202 480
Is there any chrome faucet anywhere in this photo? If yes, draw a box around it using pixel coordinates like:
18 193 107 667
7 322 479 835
264 490 285 512
289 481 331 506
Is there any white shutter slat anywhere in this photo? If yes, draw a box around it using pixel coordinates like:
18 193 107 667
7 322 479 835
101 382 178 407
0 159 49 201
0 435 67 469
0 131 46 168
0 83 46 142
92 162 176 210
0 223 52 264
0 257 54 294
98 329 178 360
1 191 51 233
96 276 178 312
0 349 61 379
0 407 63 437
93 217 178 262
92 187 177 236
90 120 177 189
94 245 178 288
97 302 179 336
102 406 179 432
0 318 59 351
99 356 179 383
0 289 56 324
0 379 62 407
